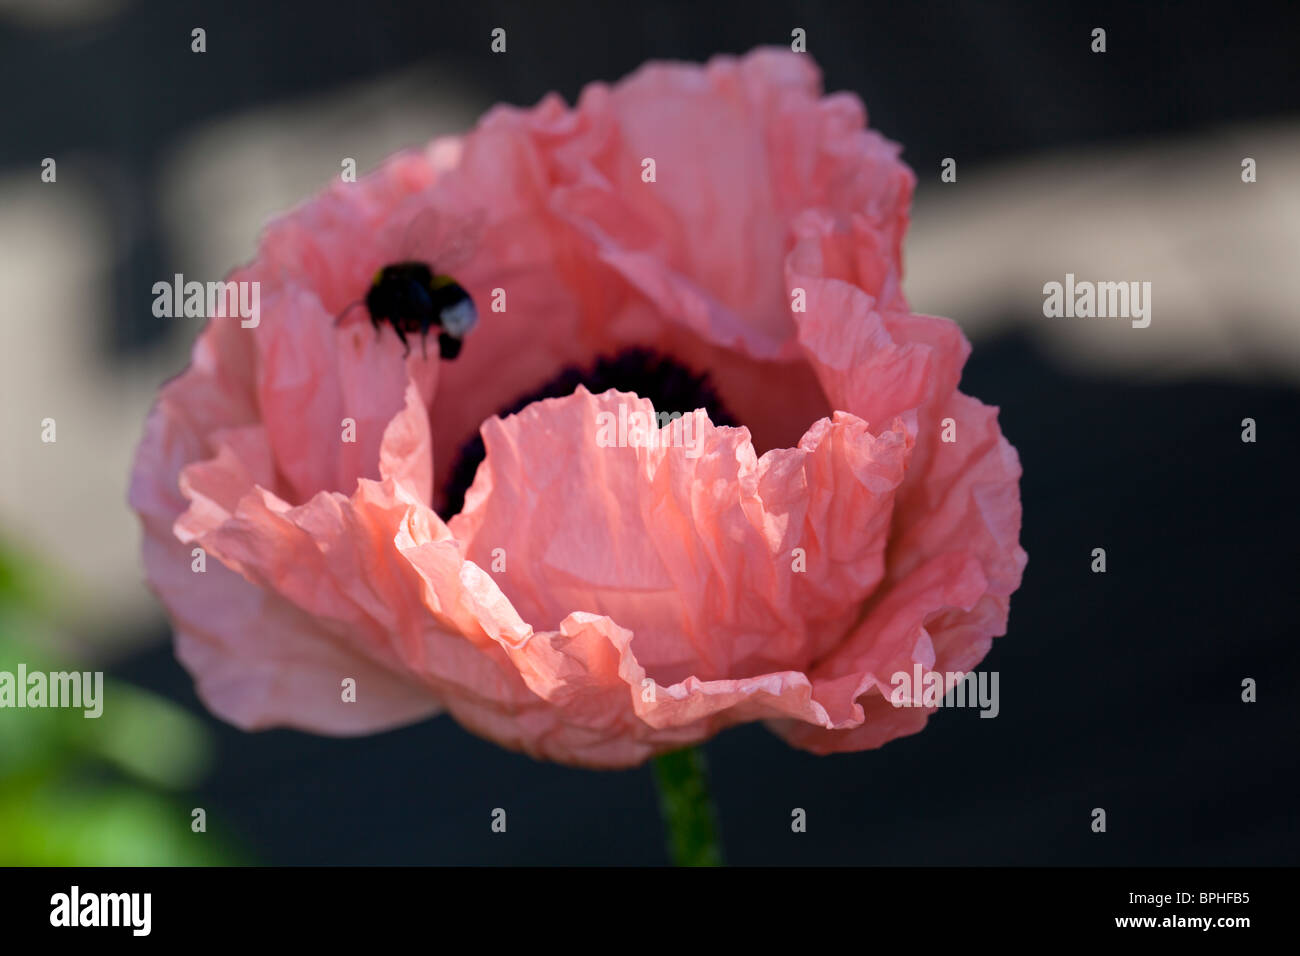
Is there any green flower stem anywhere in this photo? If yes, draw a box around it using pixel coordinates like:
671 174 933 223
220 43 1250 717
652 747 724 866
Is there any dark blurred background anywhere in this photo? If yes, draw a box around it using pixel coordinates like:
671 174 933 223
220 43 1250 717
1 0 1296 864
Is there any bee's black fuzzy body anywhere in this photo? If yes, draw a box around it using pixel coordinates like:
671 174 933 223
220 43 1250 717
364 261 475 359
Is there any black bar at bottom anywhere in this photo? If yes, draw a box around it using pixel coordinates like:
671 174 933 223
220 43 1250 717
0 866 1280 941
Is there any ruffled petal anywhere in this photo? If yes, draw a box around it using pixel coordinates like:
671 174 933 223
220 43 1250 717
451 386 911 688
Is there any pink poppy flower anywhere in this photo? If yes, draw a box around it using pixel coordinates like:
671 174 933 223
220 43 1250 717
129 48 1026 768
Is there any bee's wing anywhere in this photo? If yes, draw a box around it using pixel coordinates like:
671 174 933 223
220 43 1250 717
399 205 486 274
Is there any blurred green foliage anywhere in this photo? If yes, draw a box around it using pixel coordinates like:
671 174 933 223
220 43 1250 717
0 535 243 864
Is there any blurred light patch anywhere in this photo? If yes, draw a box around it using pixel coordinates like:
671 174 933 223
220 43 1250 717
0 170 169 649
906 120 1300 382
160 63 487 284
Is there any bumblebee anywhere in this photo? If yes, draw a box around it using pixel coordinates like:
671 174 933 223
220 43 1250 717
356 261 476 359
335 261 478 358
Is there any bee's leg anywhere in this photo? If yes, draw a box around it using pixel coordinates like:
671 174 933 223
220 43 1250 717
394 326 410 357
371 316 383 342
421 333 428 360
